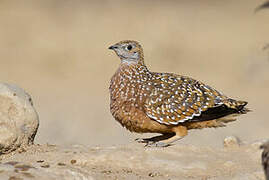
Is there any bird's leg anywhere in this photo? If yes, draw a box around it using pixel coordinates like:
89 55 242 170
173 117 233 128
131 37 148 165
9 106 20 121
135 133 174 143
146 126 188 147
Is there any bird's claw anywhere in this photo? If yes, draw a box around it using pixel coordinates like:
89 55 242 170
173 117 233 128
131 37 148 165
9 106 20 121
135 138 148 143
145 141 170 147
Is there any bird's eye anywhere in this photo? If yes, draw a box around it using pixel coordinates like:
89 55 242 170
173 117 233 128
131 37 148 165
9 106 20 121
127 45 132 51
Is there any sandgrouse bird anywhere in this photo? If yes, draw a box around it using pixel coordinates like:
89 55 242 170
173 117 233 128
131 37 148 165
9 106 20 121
109 40 249 147
261 141 269 180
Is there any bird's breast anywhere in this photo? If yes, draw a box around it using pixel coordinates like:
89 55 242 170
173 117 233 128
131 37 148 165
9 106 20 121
110 71 151 106
109 68 153 129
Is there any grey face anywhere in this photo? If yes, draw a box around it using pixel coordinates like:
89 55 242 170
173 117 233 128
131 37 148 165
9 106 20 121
109 42 140 61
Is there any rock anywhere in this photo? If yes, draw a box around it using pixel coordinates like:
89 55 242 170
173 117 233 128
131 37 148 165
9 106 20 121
0 161 94 180
223 136 240 148
260 140 269 180
0 83 39 154
251 139 269 149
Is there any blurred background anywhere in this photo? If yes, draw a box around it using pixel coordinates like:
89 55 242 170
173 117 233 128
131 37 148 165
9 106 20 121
0 0 268 147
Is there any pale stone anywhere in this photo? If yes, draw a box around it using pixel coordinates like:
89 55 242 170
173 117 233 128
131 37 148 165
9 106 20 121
0 83 39 154
223 136 240 148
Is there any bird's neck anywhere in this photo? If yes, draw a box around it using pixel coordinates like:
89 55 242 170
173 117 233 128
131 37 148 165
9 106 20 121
119 58 150 76
120 50 145 65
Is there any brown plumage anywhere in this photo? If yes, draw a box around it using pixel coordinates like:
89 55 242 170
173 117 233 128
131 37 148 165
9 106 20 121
109 40 249 147
261 141 269 180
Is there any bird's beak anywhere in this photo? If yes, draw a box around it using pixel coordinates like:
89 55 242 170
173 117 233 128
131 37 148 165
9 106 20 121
108 45 118 50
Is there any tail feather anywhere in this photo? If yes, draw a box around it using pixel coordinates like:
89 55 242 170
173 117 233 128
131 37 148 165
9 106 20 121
186 98 250 129
225 99 250 114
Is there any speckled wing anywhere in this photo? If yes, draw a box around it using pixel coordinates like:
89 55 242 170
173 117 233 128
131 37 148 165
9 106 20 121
144 73 227 125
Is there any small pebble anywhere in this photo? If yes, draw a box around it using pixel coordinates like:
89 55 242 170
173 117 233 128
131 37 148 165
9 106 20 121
57 162 66 166
224 136 240 148
40 163 50 168
148 172 160 177
70 159 77 164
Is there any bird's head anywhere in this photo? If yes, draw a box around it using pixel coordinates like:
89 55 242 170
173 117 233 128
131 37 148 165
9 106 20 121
108 40 144 63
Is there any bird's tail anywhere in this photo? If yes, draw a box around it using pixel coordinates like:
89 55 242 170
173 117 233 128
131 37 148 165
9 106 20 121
225 99 251 114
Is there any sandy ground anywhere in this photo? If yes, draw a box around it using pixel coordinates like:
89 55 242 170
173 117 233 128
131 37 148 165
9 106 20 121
0 138 267 180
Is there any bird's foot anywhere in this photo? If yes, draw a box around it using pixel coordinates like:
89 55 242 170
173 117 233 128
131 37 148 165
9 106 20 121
135 138 150 143
135 134 175 144
145 141 171 147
